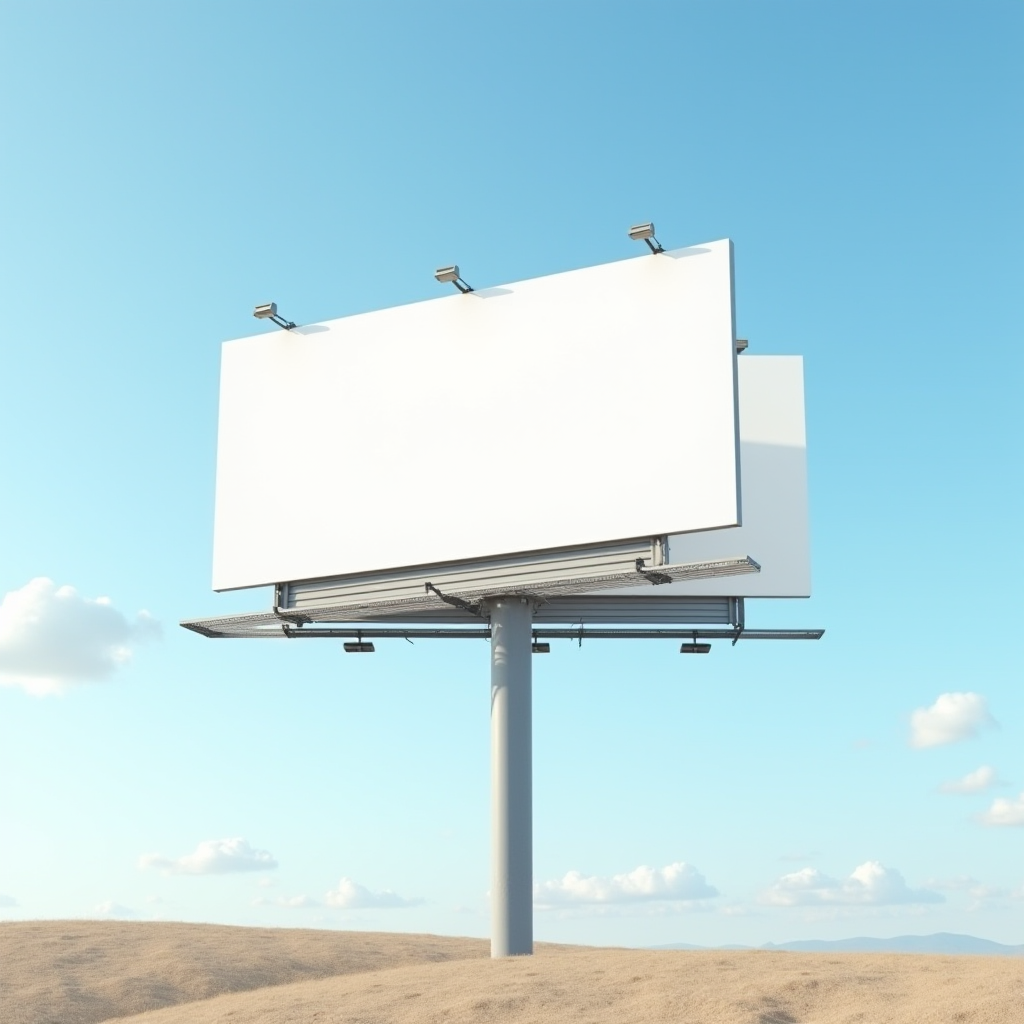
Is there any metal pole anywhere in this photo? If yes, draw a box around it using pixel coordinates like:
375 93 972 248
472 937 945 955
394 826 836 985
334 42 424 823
486 595 533 957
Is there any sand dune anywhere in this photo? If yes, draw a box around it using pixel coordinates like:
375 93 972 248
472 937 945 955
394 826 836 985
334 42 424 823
0 921 486 1024
2 922 1021 1024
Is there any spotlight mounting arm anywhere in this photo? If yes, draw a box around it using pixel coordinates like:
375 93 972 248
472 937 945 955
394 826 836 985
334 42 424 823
253 302 297 330
434 265 474 293
628 222 665 254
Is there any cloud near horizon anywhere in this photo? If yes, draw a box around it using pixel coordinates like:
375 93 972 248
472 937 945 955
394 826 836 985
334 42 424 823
140 838 278 875
909 692 994 749
93 901 138 919
923 875 1020 910
759 861 943 907
0 578 159 696
939 765 998 794
325 878 423 909
253 894 320 909
534 862 718 908
978 792 1024 827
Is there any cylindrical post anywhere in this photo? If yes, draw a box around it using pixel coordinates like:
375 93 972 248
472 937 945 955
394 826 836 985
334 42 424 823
487 596 534 957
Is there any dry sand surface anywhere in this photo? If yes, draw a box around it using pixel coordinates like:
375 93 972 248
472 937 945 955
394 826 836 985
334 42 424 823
0 921 486 1024
2 922 1021 1024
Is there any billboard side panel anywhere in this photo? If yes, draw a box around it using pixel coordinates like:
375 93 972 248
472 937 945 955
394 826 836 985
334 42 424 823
592 355 810 598
212 242 739 591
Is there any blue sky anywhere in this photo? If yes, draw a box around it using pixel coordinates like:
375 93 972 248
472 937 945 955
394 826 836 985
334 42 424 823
1 1 1021 947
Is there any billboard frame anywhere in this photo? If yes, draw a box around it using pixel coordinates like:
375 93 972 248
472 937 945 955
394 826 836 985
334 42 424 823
184 236 823 961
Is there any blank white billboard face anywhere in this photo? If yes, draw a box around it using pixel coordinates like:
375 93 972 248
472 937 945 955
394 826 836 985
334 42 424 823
213 241 738 591
596 355 810 598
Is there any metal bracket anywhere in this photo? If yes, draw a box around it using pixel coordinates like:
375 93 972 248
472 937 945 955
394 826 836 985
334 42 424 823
728 597 746 645
424 582 483 617
635 558 672 585
274 607 310 625
181 618 825 641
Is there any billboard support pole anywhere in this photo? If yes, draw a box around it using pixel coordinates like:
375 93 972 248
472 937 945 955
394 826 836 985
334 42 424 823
486 595 534 957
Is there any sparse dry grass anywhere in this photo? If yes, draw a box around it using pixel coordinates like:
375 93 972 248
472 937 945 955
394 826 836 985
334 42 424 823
0 921 486 1024
1 921 1021 1024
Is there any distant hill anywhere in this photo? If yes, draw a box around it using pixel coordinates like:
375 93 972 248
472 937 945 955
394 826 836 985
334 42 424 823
652 933 1024 956
764 934 1024 956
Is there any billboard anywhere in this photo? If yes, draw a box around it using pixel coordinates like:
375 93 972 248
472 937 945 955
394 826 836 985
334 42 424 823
212 240 739 592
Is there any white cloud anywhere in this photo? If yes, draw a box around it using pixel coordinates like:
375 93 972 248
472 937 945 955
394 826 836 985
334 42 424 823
979 792 1024 827
939 765 998 794
923 875 1019 911
325 878 423 909
0 578 159 696
140 837 278 875
718 903 765 918
93 901 138 918
253 894 320 908
280 894 318 908
0 894 17 908
759 862 944 906
923 874 983 892
909 692 994 749
534 862 718 908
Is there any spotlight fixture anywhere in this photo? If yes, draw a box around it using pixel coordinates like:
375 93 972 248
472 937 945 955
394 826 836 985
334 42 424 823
735 338 749 354
628 222 664 254
343 640 375 653
253 302 297 330
434 265 473 293
532 641 551 654
680 633 711 654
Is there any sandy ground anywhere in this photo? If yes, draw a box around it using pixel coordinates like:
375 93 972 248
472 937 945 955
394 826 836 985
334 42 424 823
2 922 1021 1024
0 921 487 1024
